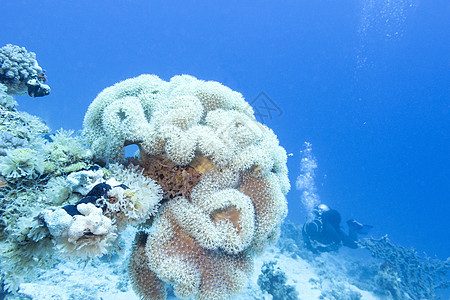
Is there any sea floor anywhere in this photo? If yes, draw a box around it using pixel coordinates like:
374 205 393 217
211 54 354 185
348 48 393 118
15 228 387 300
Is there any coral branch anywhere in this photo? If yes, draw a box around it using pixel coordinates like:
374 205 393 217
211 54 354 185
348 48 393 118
360 235 450 299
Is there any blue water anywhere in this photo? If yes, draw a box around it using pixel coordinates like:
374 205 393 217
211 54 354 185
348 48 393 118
1 0 448 262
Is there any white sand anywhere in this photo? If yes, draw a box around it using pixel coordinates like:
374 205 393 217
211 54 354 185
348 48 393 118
16 240 382 300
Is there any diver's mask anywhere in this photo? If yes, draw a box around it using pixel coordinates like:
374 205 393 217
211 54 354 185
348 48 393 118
313 204 330 217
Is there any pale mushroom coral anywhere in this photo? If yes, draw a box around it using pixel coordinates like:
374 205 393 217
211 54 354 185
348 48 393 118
83 74 290 300
83 74 256 165
128 231 167 300
83 75 168 162
143 199 254 300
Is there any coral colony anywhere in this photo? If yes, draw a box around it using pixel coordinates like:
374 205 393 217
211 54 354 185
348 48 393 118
0 44 50 97
0 44 289 299
82 74 290 299
2 44 449 300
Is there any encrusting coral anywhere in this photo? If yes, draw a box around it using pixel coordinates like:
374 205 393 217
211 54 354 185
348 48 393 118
82 74 290 299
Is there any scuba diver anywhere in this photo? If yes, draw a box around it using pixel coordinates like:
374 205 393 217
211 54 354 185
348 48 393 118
302 204 372 254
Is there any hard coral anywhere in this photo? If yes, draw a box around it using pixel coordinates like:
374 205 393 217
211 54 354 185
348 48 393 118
40 166 163 259
0 44 50 96
43 203 117 258
83 74 290 299
361 236 450 299
258 261 299 300
0 148 45 179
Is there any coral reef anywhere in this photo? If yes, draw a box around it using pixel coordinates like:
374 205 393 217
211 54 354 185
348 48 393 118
82 74 290 299
0 44 50 96
42 129 93 175
1 161 163 291
0 73 289 299
257 261 299 300
43 203 117 258
0 86 92 181
0 86 92 292
0 132 29 156
361 235 450 300
139 154 202 201
41 166 163 258
128 231 167 300
0 83 17 110
278 221 450 300
0 147 45 179
0 83 49 153
102 164 163 229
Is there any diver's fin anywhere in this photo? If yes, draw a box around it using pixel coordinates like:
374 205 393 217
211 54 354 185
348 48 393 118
357 224 373 234
347 220 373 234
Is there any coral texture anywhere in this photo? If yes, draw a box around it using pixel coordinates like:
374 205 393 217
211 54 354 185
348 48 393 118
40 166 163 259
0 44 49 96
103 164 163 229
0 147 45 179
83 74 290 299
0 86 93 291
0 83 17 109
43 203 117 258
0 85 54 291
361 236 450 299
128 231 167 300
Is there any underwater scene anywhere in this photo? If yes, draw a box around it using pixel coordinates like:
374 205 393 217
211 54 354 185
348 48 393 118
0 1 448 300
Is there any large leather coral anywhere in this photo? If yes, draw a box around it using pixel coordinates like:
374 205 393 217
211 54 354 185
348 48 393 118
83 75 290 299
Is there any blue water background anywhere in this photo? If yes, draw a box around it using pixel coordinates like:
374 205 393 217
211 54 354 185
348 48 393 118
1 1 449 259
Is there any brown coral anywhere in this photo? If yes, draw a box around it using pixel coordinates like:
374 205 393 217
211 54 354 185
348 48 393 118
211 205 242 234
139 153 201 201
125 156 286 299
239 170 287 253
128 231 166 300
143 200 253 299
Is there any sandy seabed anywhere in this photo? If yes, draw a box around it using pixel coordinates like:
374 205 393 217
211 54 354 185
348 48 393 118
16 228 383 300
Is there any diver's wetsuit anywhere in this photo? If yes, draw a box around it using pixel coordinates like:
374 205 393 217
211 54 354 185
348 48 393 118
302 209 358 253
